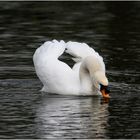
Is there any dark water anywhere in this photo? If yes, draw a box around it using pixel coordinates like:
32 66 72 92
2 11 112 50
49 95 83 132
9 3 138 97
0 2 140 139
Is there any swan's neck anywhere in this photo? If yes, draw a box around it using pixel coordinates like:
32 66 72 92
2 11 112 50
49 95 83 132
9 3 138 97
79 56 100 94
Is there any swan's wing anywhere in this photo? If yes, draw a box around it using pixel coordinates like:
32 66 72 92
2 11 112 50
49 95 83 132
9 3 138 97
65 41 95 61
33 40 66 61
33 40 80 94
65 41 105 71
33 39 74 74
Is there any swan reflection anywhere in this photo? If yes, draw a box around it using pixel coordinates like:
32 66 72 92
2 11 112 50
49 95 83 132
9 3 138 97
35 95 109 139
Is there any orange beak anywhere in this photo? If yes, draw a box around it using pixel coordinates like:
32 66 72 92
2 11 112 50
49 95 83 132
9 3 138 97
101 89 110 98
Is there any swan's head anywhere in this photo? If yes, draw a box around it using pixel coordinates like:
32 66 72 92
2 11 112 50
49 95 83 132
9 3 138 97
80 55 110 98
94 71 110 98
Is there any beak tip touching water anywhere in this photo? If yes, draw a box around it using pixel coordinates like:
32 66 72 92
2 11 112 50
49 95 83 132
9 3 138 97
100 84 110 99
101 89 110 98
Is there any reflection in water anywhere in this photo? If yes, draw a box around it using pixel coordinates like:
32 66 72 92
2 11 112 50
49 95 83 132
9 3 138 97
35 95 109 139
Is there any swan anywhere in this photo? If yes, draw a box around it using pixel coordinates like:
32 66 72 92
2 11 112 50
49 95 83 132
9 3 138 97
33 40 110 98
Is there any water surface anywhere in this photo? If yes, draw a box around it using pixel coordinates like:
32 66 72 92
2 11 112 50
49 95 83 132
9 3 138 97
0 2 140 139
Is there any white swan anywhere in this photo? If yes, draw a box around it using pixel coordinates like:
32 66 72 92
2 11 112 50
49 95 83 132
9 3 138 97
33 40 110 98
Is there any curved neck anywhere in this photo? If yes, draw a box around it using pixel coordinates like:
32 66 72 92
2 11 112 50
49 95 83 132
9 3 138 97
79 56 100 93
79 55 108 94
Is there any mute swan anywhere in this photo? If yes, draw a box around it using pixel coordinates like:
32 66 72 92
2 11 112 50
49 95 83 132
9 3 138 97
33 40 110 98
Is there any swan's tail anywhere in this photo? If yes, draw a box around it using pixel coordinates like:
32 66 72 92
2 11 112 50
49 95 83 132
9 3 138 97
65 41 101 62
